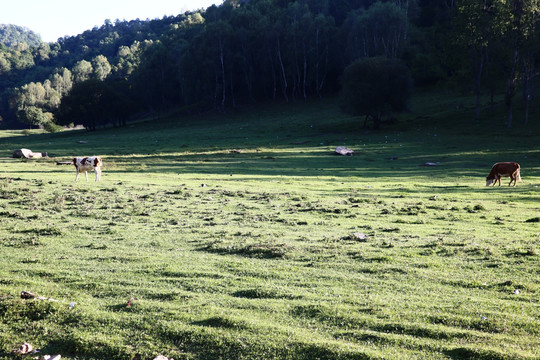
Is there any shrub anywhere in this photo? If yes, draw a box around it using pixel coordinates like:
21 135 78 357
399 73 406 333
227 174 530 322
44 121 63 133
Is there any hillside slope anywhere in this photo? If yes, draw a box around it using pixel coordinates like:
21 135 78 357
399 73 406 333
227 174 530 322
0 24 41 47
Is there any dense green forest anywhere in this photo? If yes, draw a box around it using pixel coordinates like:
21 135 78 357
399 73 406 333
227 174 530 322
0 24 42 48
0 0 538 130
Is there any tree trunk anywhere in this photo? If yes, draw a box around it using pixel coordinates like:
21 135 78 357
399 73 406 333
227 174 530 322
507 101 514 128
230 65 236 108
276 38 289 102
505 47 518 129
315 27 321 98
242 45 255 102
302 45 307 99
219 36 226 111
292 34 300 100
473 50 484 121
525 95 529 126
530 77 535 114
214 70 219 109
522 51 534 126
373 113 381 129
316 39 329 98
267 46 277 100
160 57 166 109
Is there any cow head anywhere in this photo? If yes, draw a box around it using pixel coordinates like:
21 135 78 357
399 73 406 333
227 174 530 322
486 177 495 186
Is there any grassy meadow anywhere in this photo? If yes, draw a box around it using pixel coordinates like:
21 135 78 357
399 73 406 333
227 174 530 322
0 93 539 360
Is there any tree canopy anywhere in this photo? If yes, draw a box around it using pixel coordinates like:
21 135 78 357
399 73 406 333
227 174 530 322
0 0 538 130
341 57 412 128
0 24 42 48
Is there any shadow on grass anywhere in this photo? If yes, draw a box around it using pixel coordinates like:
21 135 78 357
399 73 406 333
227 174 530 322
199 241 291 259
2 124 539 181
444 347 513 360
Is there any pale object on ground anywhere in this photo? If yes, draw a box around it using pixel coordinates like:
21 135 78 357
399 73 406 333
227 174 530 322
335 146 354 156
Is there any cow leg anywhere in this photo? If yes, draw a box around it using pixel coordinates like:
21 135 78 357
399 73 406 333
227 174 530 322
95 168 101 181
75 171 79 182
513 170 520 185
85 171 89 182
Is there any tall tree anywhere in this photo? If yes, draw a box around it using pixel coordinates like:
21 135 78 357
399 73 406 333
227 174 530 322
17 106 53 128
345 2 408 63
92 54 112 81
312 13 334 97
50 68 73 95
56 79 135 130
341 57 413 129
496 0 540 128
517 1 540 125
453 0 495 121
72 60 93 83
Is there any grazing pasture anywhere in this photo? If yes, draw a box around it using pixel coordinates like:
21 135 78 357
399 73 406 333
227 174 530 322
0 96 539 360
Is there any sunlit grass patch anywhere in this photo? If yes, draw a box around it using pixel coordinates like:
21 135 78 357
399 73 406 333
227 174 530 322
0 97 539 359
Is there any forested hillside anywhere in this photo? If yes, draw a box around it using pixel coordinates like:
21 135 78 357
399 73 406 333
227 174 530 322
0 0 538 130
0 24 42 48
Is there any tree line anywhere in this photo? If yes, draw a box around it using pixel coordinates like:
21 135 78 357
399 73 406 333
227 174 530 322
0 0 538 130
0 24 41 48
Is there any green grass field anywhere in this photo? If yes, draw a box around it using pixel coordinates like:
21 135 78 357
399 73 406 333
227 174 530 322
0 94 539 360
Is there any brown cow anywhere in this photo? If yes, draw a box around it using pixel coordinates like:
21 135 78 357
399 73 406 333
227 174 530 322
486 162 521 187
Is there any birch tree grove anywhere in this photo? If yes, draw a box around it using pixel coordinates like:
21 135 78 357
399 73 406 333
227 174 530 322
2 0 540 128
496 0 540 128
454 0 494 121
453 0 540 126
